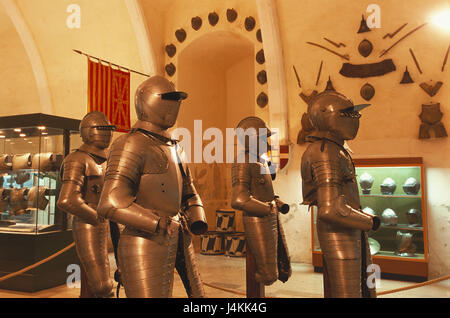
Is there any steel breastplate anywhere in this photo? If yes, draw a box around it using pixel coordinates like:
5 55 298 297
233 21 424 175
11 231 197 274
249 161 275 203
135 144 182 216
83 157 105 207
338 149 360 209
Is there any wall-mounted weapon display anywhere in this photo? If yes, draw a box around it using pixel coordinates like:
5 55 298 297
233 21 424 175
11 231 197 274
358 39 373 57
442 43 449 72
382 23 408 39
419 81 443 97
339 59 396 78
360 83 375 101
357 14 371 33
323 37 346 48
306 41 350 60
400 66 414 84
379 23 427 58
315 61 323 86
409 48 423 74
418 103 448 139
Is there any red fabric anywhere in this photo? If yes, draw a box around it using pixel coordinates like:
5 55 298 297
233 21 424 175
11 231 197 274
88 59 130 132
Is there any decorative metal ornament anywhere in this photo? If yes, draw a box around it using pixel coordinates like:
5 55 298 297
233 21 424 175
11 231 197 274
208 12 219 26
245 16 256 31
419 103 448 139
382 208 398 225
257 92 268 108
306 41 350 60
165 63 176 77
175 28 187 43
257 70 267 85
380 177 396 195
407 208 421 227
400 66 414 84
165 44 176 58
409 48 422 74
419 81 443 97
360 83 375 101
323 37 346 48
402 177 420 195
191 16 202 31
383 23 408 39
358 39 373 57
226 8 238 23
357 15 371 33
359 172 374 194
339 59 396 78
379 23 427 58
256 49 265 65
256 29 263 43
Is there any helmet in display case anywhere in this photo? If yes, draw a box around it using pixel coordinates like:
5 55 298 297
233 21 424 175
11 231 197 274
380 177 396 195
402 177 420 195
395 231 416 257
362 206 376 216
407 208 422 227
381 208 398 225
368 238 380 255
359 172 374 194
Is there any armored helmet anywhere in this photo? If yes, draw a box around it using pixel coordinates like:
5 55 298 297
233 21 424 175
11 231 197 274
381 208 398 226
359 172 374 194
135 75 187 129
80 111 116 149
307 90 370 141
236 116 273 155
380 177 397 195
403 177 421 195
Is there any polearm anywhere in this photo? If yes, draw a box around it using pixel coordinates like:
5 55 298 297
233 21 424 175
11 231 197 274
73 49 150 77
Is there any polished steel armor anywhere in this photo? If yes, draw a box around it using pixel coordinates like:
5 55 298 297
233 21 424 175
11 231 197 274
231 116 291 286
97 75 207 298
301 91 380 298
57 111 115 298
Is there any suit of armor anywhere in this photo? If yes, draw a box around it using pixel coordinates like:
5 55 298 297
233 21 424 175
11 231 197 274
231 117 291 286
300 91 380 298
57 111 116 298
97 75 207 298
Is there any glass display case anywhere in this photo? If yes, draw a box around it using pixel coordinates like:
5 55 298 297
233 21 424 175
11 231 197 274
0 127 65 233
311 157 428 281
0 113 81 292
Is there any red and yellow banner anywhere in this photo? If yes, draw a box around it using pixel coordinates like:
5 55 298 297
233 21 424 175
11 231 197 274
88 59 130 132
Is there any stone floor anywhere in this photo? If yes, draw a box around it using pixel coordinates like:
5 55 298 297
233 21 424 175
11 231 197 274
0 253 448 298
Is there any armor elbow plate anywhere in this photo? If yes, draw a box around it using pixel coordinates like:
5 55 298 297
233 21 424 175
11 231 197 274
318 195 378 231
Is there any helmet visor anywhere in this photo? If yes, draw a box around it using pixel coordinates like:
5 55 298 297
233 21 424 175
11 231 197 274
92 125 117 131
160 91 188 101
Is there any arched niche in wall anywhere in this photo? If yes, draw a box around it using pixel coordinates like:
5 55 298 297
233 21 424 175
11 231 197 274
164 9 270 239
176 30 255 235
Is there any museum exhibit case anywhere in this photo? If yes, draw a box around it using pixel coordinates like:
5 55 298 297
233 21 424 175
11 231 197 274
311 157 428 281
0 113 81 292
